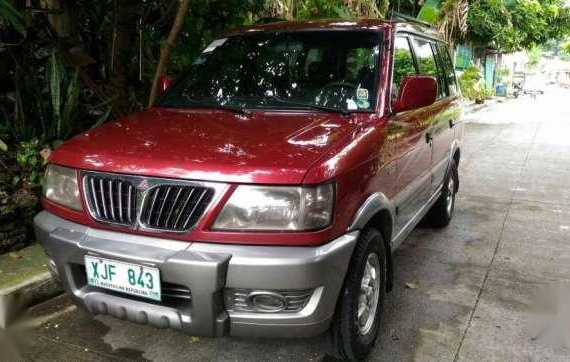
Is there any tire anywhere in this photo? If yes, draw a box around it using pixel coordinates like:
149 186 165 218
426 159 458 228
326 228 386 361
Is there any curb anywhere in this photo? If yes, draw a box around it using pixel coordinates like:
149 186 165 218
0 271 62 329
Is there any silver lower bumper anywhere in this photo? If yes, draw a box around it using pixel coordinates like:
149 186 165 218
34 211 357 338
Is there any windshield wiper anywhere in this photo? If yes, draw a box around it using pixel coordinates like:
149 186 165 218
163 98 251 116
265 95 353 116
207 103 252 116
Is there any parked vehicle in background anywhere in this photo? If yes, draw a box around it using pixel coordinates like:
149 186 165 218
523 72 547 96
35 18 463 360
513 71 547 98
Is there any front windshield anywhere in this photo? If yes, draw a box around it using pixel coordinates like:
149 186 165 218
159 30 381 113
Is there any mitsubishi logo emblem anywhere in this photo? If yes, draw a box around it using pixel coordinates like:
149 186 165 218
138 179 149 190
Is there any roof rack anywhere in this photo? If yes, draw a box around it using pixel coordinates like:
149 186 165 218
388 10 433 28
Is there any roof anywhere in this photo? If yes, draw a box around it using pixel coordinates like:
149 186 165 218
225 18 444 41
226 18 393 36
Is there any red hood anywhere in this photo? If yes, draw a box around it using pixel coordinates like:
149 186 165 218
50 107 357 184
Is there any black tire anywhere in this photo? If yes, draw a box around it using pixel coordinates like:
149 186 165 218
326 228 386 361
426 159 458 228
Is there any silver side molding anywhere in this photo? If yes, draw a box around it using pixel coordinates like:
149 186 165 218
347 192 395 237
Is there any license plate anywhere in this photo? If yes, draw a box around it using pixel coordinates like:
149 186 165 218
84 256 161 301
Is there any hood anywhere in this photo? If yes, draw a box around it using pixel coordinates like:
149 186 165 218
50 107 357 184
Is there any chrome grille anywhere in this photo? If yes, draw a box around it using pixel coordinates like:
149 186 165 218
140 185 214 232
84 174 137 226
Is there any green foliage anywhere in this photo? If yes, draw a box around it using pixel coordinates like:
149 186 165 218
163 0 266 74
526 46 542 70
296 0 352 18
295 0 384 19
0 0 24 32
15 139 43 185
0 0 25 51
467 0 570 52
4 47 82 144
564 41 570 55
496 65 511 83
418 0 442 24
46 50 80 140
459 65 487 100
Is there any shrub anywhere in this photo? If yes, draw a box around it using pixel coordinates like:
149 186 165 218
459 65 488 100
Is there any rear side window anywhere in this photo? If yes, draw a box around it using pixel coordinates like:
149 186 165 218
437 42 458 96
431 43 449 97
392 36 417 99
412 38 444 99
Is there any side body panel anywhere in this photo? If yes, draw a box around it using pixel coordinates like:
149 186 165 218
346 24 463 248
427 41 463 192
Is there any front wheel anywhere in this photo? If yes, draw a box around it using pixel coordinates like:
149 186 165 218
326 228 386 361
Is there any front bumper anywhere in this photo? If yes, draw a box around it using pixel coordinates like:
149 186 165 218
34 211 357 338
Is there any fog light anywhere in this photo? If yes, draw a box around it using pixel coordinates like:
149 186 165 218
224 288 314 313
247 291 287 312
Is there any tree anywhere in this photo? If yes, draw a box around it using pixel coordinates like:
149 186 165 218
148 0 190 106
270 0 387 19
466 0 570 52
438 0 469 48
563 41 570 55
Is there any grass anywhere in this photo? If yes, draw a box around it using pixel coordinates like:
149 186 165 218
0 244 49 290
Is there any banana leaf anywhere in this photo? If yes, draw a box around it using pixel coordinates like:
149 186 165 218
418 0 441 24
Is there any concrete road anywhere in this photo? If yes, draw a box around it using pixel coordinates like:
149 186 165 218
7 88 570 361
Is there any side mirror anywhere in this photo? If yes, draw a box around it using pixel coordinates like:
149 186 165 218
156 74 174 98
392 75 437 113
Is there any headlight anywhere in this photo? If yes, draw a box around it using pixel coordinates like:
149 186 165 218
43 164 82 211
213 183 334 231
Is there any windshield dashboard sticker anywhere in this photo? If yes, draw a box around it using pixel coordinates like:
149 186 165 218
357 88 369 100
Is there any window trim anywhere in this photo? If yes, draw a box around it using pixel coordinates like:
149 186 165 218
430 42 449 98
436 42 459 97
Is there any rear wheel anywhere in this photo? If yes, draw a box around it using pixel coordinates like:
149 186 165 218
326 228 386 361
426 159 458 228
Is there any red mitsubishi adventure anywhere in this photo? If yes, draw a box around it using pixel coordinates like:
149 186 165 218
35 19 463 360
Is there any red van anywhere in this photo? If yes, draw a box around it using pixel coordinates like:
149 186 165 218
35 18 462 360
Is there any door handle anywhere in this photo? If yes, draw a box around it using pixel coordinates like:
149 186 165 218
425 132 433 143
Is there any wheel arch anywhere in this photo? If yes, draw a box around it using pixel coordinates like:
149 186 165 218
348 193 395 292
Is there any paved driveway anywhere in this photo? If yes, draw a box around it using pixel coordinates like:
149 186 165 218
8 88 570 361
